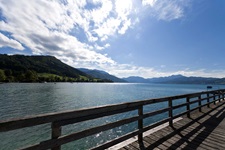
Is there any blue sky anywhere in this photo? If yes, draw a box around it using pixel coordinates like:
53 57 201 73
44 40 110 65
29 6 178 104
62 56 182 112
0 0 225 78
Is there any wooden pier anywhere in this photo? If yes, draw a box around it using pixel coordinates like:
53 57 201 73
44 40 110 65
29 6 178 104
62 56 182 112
119 100 225 150
0 89 225 150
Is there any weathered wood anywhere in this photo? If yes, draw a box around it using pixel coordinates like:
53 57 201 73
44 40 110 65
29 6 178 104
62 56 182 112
51 122 61 150
219 93 221 102
213 93 216 105
91 130 140 150
207 93 210 108
143 118 171 133
138 106 143 144
198 95 202 112
168 98 173 126
186 97 190 118
120 100 225 150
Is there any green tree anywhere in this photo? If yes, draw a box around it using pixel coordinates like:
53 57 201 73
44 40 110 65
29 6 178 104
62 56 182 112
25 70 38 82
0 70 6 82
5 69 12 76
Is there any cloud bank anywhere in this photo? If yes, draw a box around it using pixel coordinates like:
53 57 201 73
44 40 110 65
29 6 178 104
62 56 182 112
1 0 217 78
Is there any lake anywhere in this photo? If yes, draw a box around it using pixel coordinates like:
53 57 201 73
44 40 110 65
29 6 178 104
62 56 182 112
0 83 224 149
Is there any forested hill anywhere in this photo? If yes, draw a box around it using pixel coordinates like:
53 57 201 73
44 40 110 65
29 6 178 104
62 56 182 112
78 68 126 82
0 54 111 82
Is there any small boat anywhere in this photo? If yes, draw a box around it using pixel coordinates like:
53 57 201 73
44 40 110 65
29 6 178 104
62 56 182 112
207 86 213 89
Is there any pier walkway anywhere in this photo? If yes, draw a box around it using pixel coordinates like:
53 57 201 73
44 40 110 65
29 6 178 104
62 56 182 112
119 100 225 150
0 89 225 150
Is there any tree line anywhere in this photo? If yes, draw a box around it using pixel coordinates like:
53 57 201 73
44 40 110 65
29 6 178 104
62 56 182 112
0 69 112 83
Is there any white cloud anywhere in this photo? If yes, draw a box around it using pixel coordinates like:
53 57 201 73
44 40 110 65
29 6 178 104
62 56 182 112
91 0 113 24
142 0 158 7
105 64 225 79
118 19 131 34
0 0 197 79
0 0 117 64
0 33 24 50
142 0 190 21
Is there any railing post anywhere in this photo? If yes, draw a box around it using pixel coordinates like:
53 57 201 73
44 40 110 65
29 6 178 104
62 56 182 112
219 92 221 102
168 98 173 126
223 91 225 101
138 106 143 144
198 95 202 112
51 122 62 150
207 93 210 108
186 97 190 118
213 93 216 105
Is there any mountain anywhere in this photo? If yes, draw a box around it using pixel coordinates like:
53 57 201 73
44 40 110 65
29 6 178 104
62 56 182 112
148 75 218 84
0 54 111 82
123 74 225 84
78 68 126 82
122 76 147 83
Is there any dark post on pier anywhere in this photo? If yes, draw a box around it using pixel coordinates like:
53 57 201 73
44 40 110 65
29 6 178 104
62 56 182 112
0 89 225 150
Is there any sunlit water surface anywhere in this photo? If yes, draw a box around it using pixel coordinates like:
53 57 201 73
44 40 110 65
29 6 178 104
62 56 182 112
0 83 224 149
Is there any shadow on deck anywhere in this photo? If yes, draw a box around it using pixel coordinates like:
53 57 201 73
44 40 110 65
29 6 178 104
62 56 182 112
121 101 225 150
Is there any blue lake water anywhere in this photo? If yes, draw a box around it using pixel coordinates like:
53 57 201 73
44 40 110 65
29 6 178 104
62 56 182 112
0 83 224 149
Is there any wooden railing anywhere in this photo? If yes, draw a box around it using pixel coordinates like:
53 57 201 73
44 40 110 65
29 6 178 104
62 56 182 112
0 89 225 150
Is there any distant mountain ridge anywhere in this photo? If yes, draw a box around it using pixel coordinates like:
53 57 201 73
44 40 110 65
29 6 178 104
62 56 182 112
1 54 225 84
123 75 225 84
78 68 126 82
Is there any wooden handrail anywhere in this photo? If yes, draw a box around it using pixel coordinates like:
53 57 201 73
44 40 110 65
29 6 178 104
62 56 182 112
0 89 225 150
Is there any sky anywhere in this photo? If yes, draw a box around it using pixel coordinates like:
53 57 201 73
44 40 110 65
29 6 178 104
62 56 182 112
0 0 225 78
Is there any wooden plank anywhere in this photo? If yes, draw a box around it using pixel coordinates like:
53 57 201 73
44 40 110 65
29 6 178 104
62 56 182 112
143 136 163 149
128 141 143 149
120 100 225 150
157 127 206 150
147 135 170 149
161 124 222 150
157 129 191 149
142 118 171 133
91 130 140 150
174 118 225 142
173 126 225 149
175 120 225 138
123 144 139 150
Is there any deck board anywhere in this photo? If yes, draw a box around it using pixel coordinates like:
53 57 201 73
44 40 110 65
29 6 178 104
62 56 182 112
119 101 225 150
